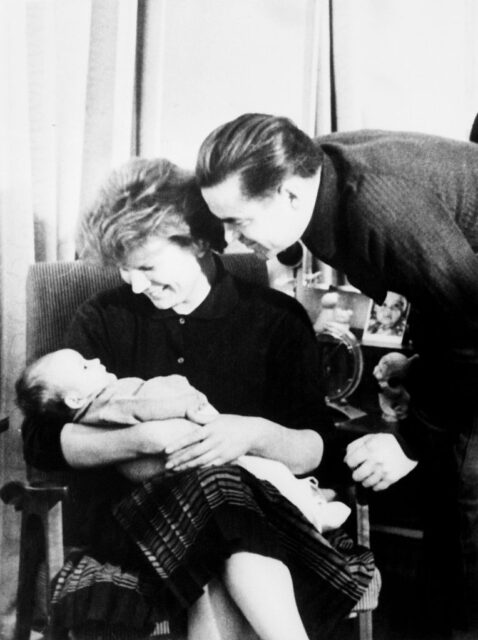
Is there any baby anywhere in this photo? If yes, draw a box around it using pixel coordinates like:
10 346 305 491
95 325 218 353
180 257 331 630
16 348 351 533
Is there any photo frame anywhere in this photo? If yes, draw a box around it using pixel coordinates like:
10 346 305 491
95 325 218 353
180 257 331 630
362 291 410 347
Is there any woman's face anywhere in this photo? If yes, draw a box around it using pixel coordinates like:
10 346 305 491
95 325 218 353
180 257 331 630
119 237 210 314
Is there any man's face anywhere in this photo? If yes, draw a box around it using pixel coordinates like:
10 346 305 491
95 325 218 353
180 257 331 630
201 174 304 260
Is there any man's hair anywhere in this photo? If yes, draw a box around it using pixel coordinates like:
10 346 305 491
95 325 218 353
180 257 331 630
15 357 73 421
196 113 323 198
77 158 226 265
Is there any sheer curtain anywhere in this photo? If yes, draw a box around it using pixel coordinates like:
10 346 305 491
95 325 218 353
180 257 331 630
329 0 478 136
2 0 478 623
303 0 478 293
0 0 138 614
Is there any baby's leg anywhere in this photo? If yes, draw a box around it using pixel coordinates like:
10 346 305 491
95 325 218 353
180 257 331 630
299 478 351 532
237 455 292 482
237 456 321 522
238 457 351 532
315 501 352 532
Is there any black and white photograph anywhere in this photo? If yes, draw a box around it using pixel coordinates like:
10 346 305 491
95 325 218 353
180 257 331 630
362 292 410 347
1 2 478 640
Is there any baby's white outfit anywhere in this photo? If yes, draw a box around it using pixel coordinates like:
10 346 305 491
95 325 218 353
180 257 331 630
237 455 351 533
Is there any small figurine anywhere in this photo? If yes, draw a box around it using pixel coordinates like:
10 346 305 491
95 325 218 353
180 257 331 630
373 352 418 422
314 290 339 333
333 306 354 330
314 290 354 333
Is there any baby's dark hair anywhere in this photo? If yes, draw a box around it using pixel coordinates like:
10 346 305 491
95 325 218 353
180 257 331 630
15 357 74 421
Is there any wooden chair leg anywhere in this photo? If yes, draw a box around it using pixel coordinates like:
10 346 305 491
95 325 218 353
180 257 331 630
358 610 373 640
354 485 376 640
15 513 45 640
355 487 371 548
1 481 66 640
44 499 64 635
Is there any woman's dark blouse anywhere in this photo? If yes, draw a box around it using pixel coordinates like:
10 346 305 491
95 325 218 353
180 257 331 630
22 264 339 542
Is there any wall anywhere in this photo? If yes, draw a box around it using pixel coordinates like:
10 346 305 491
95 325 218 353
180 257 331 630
340 0 478 138
136 0 478 330
138 0 318 168
137 0 478 164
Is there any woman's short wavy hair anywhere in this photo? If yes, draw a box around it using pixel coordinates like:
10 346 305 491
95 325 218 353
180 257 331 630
77 158 226 266
196 113 323 199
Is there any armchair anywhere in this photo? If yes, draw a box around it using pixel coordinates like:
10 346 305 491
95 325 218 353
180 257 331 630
1 253 378 640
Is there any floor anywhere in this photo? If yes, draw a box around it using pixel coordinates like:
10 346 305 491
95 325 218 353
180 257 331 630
367 531 436 640
336 528 451 640
327 460 459 640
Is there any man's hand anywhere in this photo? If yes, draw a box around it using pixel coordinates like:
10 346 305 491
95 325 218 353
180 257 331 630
164 415 257 471
344 433 418 491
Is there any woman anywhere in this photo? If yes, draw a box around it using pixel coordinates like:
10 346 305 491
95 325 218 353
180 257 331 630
22 158 373 640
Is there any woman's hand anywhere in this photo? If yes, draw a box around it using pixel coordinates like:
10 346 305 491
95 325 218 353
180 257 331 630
164 414 257 471
61 419 203 468
137 418 204 455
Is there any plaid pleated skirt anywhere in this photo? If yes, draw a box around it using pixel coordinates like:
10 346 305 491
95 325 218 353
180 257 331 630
51 465 374 638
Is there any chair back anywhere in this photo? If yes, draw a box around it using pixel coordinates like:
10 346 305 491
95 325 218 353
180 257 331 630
25 252 267 490
26 253 268 364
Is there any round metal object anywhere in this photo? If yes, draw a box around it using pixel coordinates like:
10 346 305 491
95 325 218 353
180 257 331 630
316 324 364 402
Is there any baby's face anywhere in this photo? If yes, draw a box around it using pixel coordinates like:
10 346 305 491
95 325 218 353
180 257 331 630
38 349 116 401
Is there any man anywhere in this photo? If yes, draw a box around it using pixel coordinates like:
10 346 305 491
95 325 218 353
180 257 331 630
196 113 478 639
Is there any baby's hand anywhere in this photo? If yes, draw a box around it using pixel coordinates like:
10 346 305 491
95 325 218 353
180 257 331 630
187 401 219 425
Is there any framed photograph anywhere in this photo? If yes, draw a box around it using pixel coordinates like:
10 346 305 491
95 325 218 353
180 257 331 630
362 291 410 347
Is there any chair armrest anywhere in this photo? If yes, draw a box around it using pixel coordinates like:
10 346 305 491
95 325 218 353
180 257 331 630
0 480 67 510
336 411 398 437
